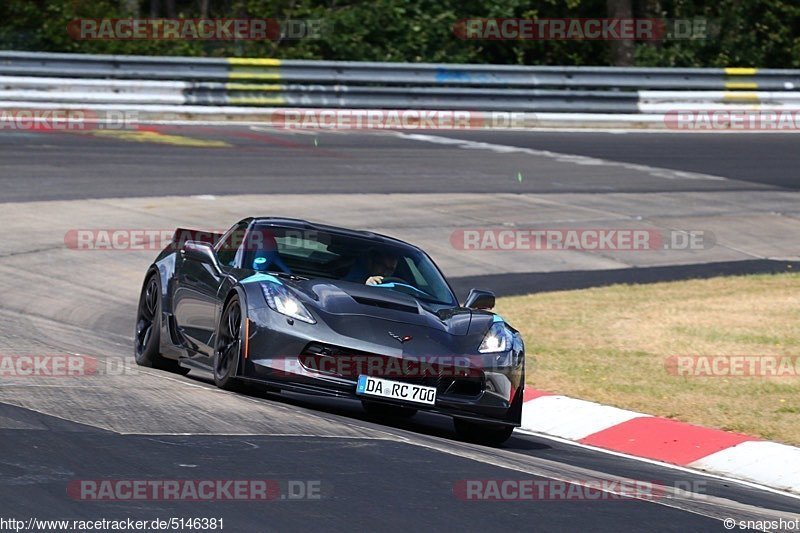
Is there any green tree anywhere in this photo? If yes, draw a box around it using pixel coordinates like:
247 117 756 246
0 0 797 67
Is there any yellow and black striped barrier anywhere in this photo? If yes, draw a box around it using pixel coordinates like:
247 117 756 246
226 57 282 81
2 51 800 113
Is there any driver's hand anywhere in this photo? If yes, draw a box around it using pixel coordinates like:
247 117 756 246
366 276 384 286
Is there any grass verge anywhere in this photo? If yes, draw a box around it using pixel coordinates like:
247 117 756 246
496 271 800 445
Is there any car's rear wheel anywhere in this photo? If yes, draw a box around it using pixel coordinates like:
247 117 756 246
361 400 417 419
453 418 514 446
134 274 188 374
213 295 244 391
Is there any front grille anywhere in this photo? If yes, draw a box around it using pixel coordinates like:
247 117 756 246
300 342 484 397
445 378 483 397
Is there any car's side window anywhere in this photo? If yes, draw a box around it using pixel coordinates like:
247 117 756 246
215 223 248 268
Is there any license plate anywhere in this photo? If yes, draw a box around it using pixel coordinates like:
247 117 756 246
356 375 436 405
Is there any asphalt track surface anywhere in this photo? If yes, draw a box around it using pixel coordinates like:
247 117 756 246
1 128 798 202
1 126 799 532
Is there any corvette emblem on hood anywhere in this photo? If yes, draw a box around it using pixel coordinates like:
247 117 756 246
388 332 413 343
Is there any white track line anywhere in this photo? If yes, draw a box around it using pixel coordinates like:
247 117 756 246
392 131 729 181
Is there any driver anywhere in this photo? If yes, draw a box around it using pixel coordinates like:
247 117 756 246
365 251 399 286
344 250 399 285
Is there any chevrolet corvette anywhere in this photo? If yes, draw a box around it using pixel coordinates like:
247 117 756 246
134 218 525 445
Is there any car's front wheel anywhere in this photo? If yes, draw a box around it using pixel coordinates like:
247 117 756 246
453 418 514 446
134 274 188 374
213 295 245 391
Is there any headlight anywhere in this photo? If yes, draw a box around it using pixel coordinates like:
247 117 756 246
260 283 316 324
478 322 510 353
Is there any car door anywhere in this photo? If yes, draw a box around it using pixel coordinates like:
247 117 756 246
173 222 247 356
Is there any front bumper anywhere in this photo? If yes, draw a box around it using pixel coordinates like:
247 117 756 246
241 308 525 426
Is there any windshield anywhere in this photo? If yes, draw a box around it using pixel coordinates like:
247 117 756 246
239 224 457 307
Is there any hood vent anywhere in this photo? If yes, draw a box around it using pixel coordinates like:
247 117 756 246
351 296 419 314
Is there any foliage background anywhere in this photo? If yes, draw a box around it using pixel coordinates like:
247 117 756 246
1 0 798 66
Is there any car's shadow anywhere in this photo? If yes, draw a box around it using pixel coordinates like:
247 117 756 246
186 371 549 452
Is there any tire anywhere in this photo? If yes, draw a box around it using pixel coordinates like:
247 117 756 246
453 418 515 446
134 274 189 375
213 295 245 391
361 400 417 419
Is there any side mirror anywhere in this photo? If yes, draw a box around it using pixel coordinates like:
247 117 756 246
182 241 219 269
464 289 495 310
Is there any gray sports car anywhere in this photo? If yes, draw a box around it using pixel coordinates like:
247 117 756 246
135 218 525 445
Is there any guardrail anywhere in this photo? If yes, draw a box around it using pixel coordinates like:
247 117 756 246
1 50 800 118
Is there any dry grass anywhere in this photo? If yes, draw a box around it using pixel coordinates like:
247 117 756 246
496 272 800 445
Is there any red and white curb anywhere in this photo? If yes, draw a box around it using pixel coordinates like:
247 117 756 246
519 389 800 495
